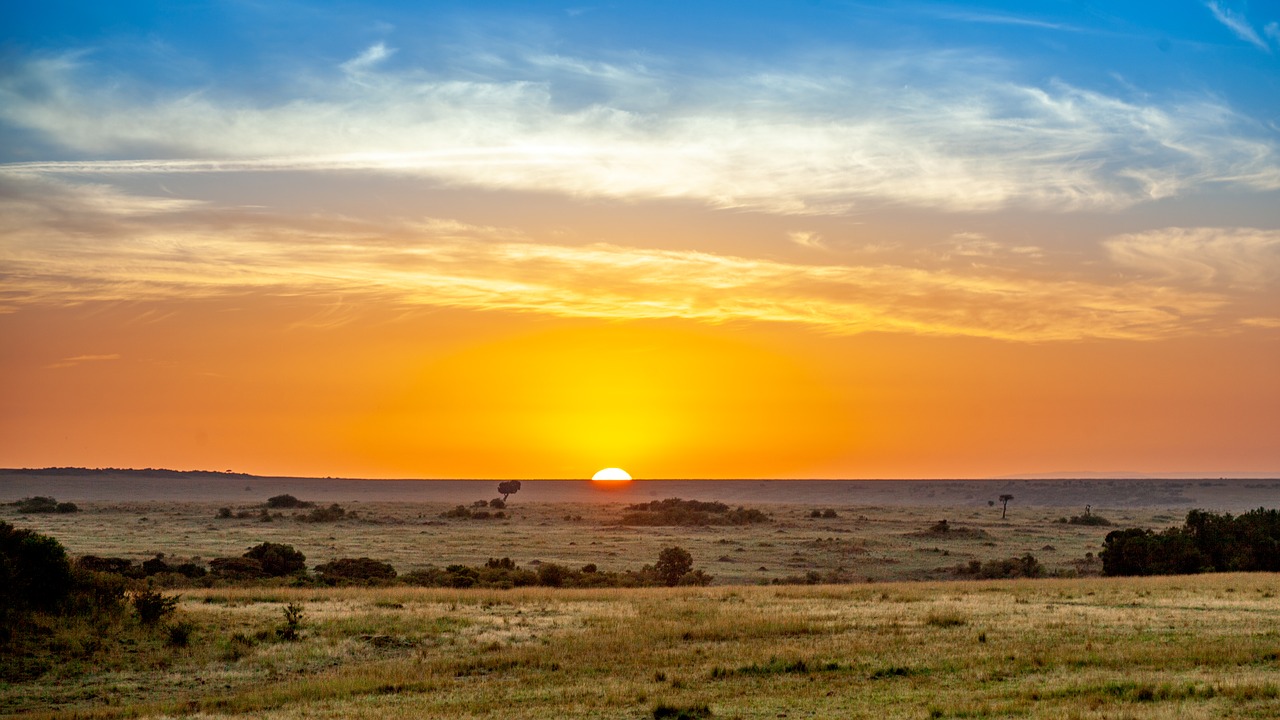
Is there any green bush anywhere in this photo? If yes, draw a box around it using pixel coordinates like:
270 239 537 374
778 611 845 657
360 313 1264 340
314 557 397 585
132 589 179 624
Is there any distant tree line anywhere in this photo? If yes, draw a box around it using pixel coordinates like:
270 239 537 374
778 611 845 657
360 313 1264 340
1101 508 1280 576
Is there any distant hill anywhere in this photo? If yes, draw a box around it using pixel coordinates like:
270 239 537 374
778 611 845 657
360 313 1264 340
994 471 1279 480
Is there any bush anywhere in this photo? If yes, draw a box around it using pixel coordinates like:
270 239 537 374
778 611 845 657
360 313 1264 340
655 546 694 586
489 498 506 509
12 496 59 514
244 542 306 576
209 556 267 580
620 498 769 526
142 554 171 576
954 553 1043 579
132 589 179 624
1 521 74 615
277 603 304 641
167 621 194 648
216 507 233 519
1068 513 1112 526
300 503 346 523
266 494 314 509
1101 508 1280 576
314 557 397 585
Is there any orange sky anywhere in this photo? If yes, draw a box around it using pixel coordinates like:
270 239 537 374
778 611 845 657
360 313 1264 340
2 292 1276 478
3 3 1280 478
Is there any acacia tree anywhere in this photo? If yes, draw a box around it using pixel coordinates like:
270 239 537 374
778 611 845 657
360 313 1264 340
497 480 522 503
999 494 1014 519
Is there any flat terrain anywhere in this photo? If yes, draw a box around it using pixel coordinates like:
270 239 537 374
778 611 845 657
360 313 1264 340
0 498 1165 584
4 474 1278 584
4 476 1278 718
4 576 1279 719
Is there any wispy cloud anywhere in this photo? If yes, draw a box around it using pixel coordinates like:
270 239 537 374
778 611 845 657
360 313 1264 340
0 177 1246 343
46 353 120 369
787 231 825 250
2 49 1277 213
1105 227 1280 290
1205 1 1271 51
340 42 395 76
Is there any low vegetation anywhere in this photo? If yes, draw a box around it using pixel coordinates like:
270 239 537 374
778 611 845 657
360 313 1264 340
1101 507 1280 575
619 498 770 526
9 496 79 513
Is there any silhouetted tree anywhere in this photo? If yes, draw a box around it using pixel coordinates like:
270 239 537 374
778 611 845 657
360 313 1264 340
498 480 522 502
999 494 1014 519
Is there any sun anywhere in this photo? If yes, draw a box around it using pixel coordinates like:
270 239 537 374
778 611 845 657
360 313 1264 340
592 467 632 481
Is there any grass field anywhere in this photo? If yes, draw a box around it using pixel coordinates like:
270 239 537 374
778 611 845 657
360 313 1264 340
3 499 1174 584
4 574 1279 718
4 498 1279 718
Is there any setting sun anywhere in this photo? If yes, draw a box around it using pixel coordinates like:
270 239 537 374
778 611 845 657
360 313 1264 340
592 468 632 481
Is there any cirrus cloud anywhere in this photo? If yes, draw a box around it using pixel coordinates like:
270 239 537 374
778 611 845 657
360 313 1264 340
2 47 1277 214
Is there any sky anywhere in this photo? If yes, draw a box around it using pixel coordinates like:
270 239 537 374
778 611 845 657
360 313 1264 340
1 1 1278 479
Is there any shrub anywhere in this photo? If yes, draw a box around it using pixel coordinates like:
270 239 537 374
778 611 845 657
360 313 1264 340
78 556 136 571
266 494 313 509
132 588 179 624
652 703 712 719
141 554 171 576
244 542 306 576
655 546 694 586
537 563 568 587
216 507 233 519
621 498 769 526
314 557 397 585
55 502 79 513
489 498 506 509
445 564 479 588
174 562 207 578
277 603 304 640
954 554 1043 579
1 521 74 615
300 503 346 523
442 505 472 519
209 556 267 580
12 496 60 514
167 621 194 647
1099 508 1280 576
1069 513 1112 526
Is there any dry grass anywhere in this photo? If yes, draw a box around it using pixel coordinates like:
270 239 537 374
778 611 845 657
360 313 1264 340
4 574 1279 719
4 499 1142 584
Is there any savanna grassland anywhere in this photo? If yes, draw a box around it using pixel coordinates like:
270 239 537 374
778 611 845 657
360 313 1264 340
4 485 1280 719
4 576 1280 719
2 498 1160 585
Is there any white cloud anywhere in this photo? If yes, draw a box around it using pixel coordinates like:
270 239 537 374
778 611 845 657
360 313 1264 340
340 42 394 75
2 50 1277 214
1266 22 1280 44
1104 227 1280 290
0 177 1243 343
787 231 824 250
1205 2 1270 51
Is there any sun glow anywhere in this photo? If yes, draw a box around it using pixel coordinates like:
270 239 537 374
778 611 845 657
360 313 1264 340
592 467 632 481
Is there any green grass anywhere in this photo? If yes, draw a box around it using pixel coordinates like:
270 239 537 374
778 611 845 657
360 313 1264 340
3 573 1279 718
